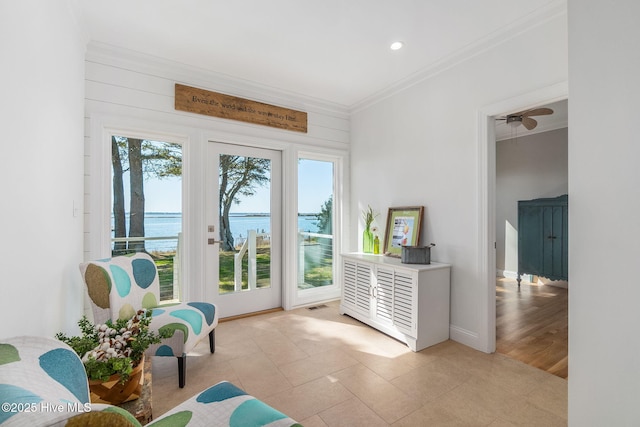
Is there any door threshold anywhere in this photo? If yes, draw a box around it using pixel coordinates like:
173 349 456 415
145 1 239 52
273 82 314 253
219 307 284 323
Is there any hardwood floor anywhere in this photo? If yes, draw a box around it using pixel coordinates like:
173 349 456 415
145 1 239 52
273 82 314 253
496 277 568 379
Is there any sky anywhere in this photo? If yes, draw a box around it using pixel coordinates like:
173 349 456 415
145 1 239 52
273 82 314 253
121 157 333 214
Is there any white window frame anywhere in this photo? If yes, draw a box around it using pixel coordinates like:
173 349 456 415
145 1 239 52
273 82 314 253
88 115 349 312
286 150 348 309
87 115 195 298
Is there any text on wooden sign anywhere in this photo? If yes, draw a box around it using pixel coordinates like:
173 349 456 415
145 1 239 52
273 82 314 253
175 84 307 133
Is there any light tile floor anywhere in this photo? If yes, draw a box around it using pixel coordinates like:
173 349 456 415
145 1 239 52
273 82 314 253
152 301 567 426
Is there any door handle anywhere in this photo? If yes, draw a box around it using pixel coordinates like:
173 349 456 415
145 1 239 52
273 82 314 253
207 225 223 245
547 235 557 240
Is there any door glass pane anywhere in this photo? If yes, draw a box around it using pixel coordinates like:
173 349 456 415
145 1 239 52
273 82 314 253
111 135 182 301
218 154 272 294
297 158 334 290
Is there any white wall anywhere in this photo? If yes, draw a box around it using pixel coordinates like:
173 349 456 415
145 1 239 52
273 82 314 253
0 1 87 338
83 43 350 308
496 128 568 275
568 0 640 424
350 12 568 350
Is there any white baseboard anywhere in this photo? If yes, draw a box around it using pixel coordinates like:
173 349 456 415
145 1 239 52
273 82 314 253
497 269 568 288
538 278 569 289
497 269 538 283
450 325 487 353
497 269 519 279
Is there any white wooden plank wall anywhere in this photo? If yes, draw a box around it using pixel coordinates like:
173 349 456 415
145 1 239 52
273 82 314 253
83 44 350 260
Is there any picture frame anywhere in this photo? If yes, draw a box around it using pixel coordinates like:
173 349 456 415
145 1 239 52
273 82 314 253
383 206 424 257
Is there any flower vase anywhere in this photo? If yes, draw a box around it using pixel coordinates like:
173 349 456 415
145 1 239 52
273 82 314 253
363 227 374 253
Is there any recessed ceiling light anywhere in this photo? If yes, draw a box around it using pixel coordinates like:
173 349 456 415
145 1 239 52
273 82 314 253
390 41 404 51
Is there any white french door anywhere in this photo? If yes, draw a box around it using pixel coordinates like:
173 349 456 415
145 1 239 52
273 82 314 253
205 142 282 318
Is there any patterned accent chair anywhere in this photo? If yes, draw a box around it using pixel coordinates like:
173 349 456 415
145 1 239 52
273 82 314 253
80 252 218 388
0 336 301 427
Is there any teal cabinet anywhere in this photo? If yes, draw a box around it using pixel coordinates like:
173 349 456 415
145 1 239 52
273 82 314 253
517 195 568 286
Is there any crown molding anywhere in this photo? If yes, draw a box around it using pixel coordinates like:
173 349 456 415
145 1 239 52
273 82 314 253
350 0 567 113
85 41 350 120
84 0 567 119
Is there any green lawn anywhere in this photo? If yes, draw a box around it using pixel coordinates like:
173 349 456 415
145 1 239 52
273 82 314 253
218 248 272 293
119 245 333 299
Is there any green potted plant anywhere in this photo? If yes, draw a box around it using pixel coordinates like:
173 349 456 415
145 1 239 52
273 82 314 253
56 309 168 404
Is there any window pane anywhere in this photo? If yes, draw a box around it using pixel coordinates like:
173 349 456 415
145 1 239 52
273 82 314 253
297 158 334 289
218 154 272 294
111 136 182 301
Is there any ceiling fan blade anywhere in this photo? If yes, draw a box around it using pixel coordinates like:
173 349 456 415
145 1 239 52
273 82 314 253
522 117 537 130
522 107 553 117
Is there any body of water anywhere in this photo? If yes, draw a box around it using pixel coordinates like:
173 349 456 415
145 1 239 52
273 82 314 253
112 213 320 252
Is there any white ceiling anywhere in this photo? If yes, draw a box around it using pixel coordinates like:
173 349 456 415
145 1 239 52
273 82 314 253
78 0 563 108
495 99 568 141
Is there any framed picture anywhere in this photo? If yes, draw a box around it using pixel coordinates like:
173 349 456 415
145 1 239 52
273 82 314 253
383 206 424 257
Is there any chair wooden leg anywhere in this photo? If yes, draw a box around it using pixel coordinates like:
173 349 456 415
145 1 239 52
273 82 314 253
209 329 216 354
177 355 186 388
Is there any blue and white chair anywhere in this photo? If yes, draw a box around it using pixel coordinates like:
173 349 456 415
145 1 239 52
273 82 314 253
0 336 300 426
80 252 218 388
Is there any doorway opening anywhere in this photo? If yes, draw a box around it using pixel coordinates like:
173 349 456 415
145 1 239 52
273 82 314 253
477 82 568 356
494 101 568 377
207 142 282 318
480 85 569 378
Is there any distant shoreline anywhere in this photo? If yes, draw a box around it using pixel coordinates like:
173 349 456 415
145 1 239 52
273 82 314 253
112 212 320 252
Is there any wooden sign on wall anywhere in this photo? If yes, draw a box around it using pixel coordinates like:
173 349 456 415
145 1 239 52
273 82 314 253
174 83 307 133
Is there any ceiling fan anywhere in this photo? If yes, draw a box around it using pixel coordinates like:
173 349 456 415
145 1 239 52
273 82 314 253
497 107 554 130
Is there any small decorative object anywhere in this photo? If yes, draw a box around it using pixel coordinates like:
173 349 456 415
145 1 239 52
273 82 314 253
383 206 424 257
401 243 435 264
56 309 168 404
373 235 380 254
362 205 379 253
